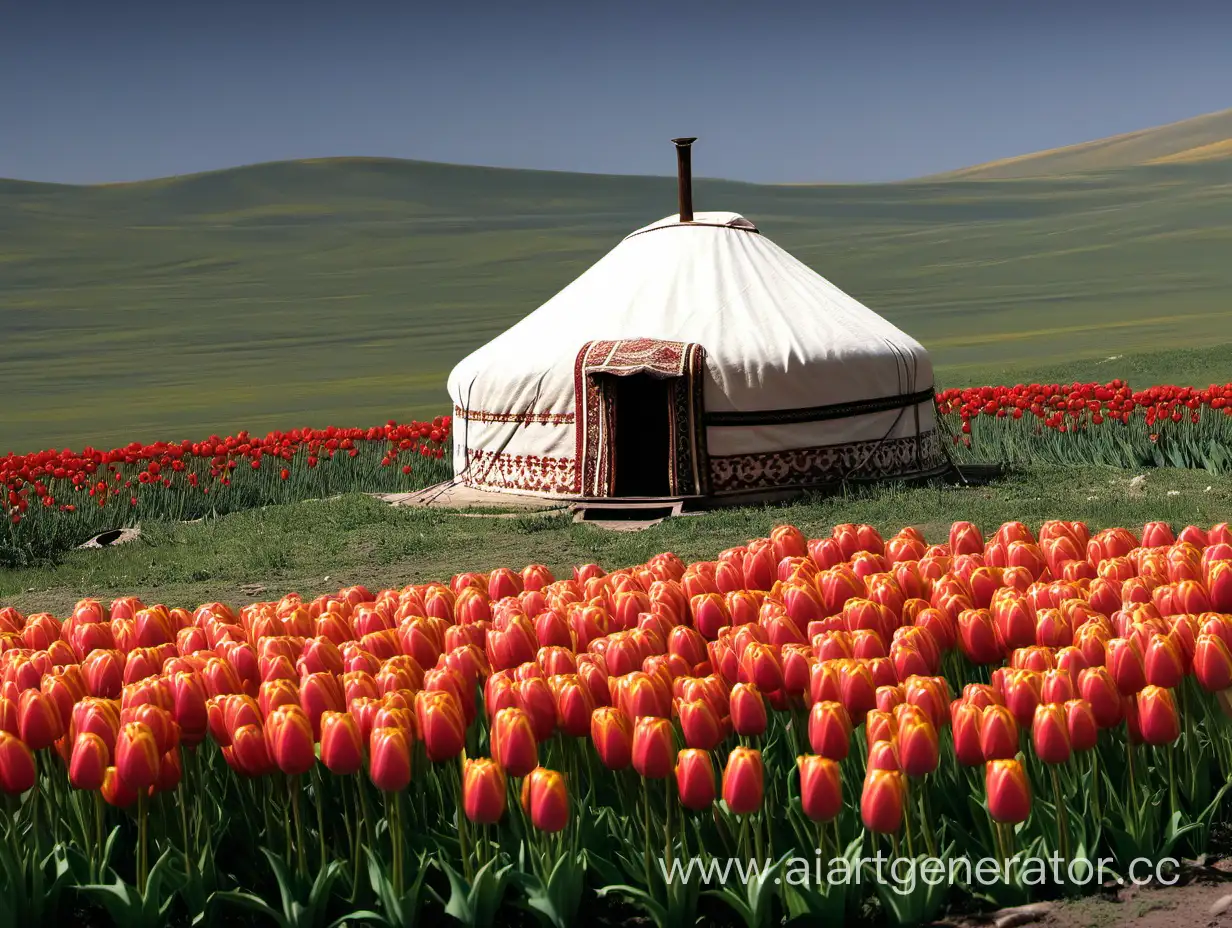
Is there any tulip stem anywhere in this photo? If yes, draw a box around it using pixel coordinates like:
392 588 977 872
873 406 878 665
1049 766 1070 868
641 778 652 888
664 775 673 871
290 776 307 879
1167 744 1178 817
1090 748 1101 823
902 779 916 860
313 768 327 871
137 791 149 897
177 774 194 879
1126 735 1137 830
387 791 403 898
94 792 105 882
917 780 937 858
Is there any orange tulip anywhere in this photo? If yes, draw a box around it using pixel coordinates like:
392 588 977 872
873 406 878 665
520 766 569 832
1106 638 1147 696
417 691 467 762
17 689 63 752
808 700 852 761
101 765 139 807
229 723 276 777
986 759 1032 824
798 754 842 822
69 731 110 790
1078 666 1124 729
978 705 1019 761
729 683 768 737
1194 634 1232 693
678 698 724 750
897 707 939 777
463 757 507 825
722 746 764 815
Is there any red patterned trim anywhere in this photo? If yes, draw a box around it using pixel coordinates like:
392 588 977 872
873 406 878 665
464 448 577 495
454 406 575 426
573 338 708 496
709 432 946 494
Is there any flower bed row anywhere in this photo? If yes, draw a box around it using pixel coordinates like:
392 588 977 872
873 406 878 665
3 518 1232 925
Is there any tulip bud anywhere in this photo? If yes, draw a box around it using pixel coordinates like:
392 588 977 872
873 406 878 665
1078 666 1124 729
897 707 939 777
264 704 317 776
951 701 985 766
985 759 1031 824
1106 638 1147 696
416 691 467 763
729 683 768 737
675 748 716 811
798 754 842 822
520 766 568 832
722 746 764 815
678 698 723 751
808 700 852 761
463 757 507 825
69 731 110 790
1194 634 1232 693
1063 699 1098 752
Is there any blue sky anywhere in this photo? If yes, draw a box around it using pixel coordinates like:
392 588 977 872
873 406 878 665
2 0 1229 184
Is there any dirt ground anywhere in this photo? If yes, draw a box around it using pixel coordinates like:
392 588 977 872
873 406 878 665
937 858 1232 928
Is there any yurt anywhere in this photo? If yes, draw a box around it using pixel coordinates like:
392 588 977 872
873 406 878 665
447 139 949 503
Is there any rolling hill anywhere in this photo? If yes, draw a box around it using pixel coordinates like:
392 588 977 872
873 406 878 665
3 150 1232 453
932 108 1232 179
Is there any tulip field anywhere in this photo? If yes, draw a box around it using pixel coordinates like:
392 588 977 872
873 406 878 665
4 518 1232 926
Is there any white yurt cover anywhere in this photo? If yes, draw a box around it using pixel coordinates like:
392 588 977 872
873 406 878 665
447 211 946 498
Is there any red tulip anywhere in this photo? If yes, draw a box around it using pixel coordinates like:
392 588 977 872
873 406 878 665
1078 666 1124 729
521 766 568 832
978 705 1019 761
897 706 939 777
417 691 467 762
590 706 634 770
860 768 905 833
986 759 1031 824
1194 634 1232 692
633 716 675 779
1106 638 1147 695
722 746 764 815
798 754 842 822
1136 685 1180 746
675 748 717 810
320 711 364 776
0 731 36 794
491 707 538 778
808 700 852 761
951 700 985 766
264 704 317 776
729 683 768 737
1031 703 1070 765
368 726 412 792
115 721 161 791
463 757 507 825
101 765 139 807
1063 698 1098 752
678 698 723 750
17 688 63 751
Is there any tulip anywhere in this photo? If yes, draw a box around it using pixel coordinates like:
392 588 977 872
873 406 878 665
722 746 764 815
320 711 364 776
860 768 905 833
678 698 724 750
951 701 985 766
808 701 852 761
979 705 1019 761
1106 638 1147 696
1194 634 1232 692
1078 666 1124 729
986 759 1032 824
591 706 634 770
265 704 317 776
417 691 467 762
798 754 842 822
463 757 507 825
729 683 768 737
1031 703 1071 765
675 748 717 810
101 765 139 807
17 689 63 752
491 707 539 778
1136 685 1180 746
632 716 674 779
521 766 569 832
68 731 110 791
0 731 36 794
369 726 413 792
115 721 161 791
897 707 939 777
229 723 275 777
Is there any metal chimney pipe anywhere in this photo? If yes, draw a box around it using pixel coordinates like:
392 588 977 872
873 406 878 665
671 137 697 222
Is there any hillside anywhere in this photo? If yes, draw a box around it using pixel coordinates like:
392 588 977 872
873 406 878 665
933 108 1232 179
3 156 1232 453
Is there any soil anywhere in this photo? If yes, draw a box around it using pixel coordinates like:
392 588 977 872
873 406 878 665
936 858 1232 928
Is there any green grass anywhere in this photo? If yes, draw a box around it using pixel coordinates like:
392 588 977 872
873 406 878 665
5 157 1232 454
3 464 1227 615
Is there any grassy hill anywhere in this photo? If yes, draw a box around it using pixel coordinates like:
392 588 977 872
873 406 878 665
4 154 1232 453
932 108 1232 179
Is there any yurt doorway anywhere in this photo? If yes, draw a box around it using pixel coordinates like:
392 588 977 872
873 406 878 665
575 338 710 498
608 374 673 497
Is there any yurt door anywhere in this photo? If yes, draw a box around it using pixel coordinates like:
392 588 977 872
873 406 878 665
574 338 709 498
